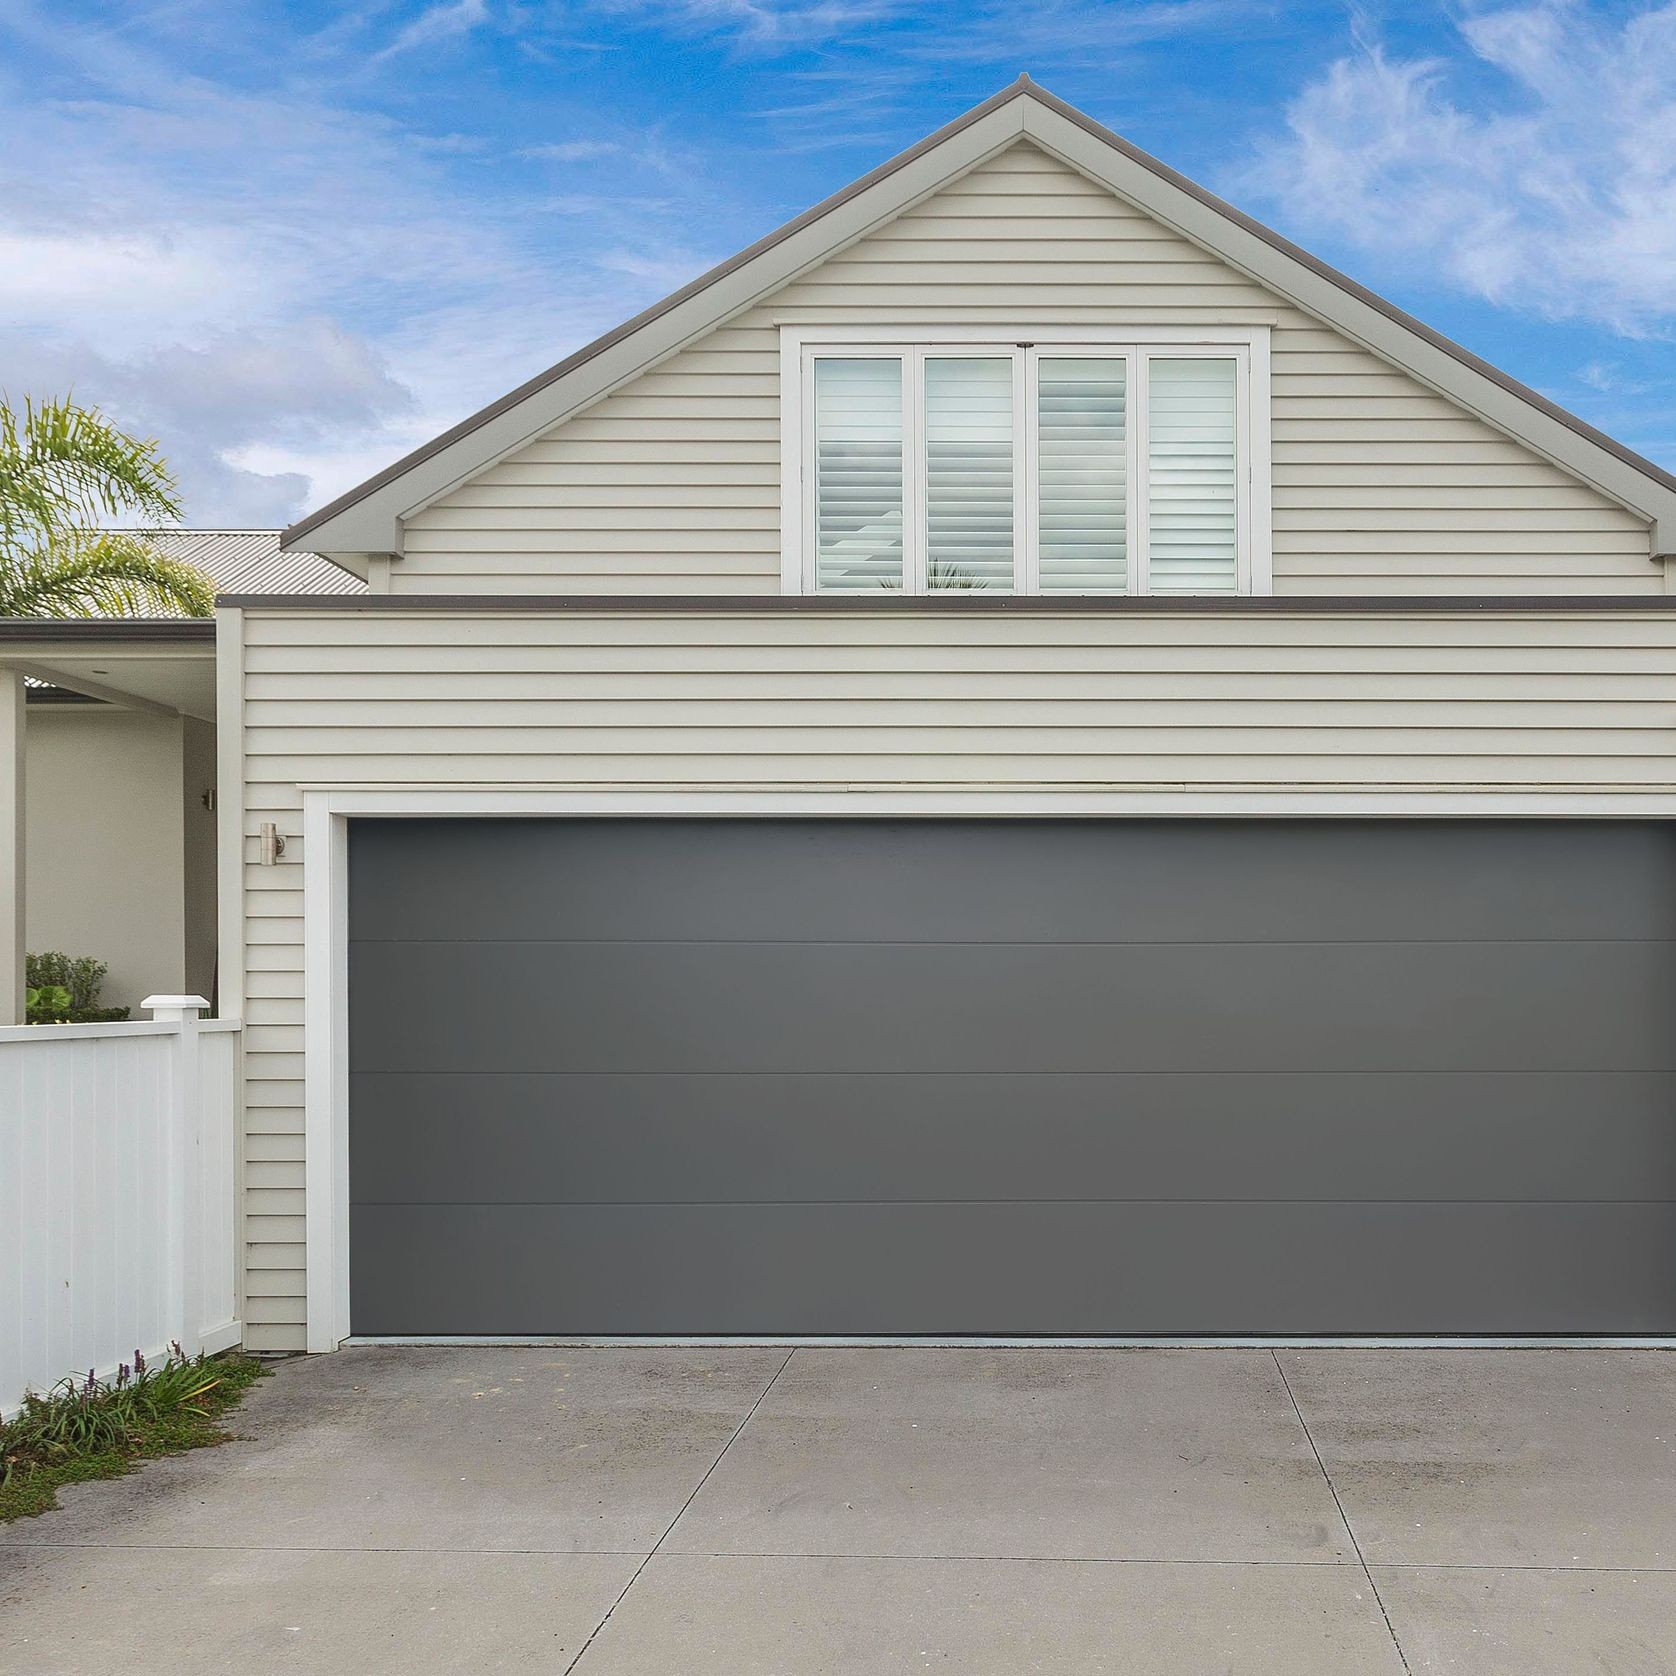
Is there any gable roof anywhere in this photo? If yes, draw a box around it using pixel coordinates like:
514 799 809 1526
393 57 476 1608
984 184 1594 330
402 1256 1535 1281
283 75 1676 560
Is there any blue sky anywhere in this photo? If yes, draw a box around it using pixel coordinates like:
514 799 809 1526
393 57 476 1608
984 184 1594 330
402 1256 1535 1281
2 0 1673 525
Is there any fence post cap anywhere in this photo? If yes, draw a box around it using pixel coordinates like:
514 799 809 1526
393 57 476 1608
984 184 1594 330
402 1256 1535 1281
142 994 211 1018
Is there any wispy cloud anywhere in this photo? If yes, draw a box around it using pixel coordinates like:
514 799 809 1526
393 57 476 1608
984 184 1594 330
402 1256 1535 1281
8 0 1673 523
734 0 1271 149
594 0 907 49
377 0 491 59
520 138 625 160
1578 360 1652 397
0 0 719 521
917 0 1258 63
1238 1 1676 335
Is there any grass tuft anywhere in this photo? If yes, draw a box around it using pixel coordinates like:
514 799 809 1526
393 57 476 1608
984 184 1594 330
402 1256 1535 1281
1 1344 267 1522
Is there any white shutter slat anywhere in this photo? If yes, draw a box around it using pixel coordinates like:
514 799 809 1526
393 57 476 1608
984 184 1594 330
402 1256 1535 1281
1147 356 1237 594
1038 357 1127 592
925 357 1013 590
815 357 904 591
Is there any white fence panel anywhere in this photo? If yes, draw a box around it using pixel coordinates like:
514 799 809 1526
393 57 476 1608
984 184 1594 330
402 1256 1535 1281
0 1001 242 1416
196 1023 241 1346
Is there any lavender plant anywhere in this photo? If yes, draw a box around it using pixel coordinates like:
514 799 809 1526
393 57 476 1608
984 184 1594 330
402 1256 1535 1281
1 1343 264 1520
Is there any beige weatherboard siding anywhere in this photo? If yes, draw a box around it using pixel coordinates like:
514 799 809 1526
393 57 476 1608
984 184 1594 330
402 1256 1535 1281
230 600 1676 1350
396 143 1655 597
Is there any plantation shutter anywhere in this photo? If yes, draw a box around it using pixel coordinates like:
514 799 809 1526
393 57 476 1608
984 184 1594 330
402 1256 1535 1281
1037 356 1128 591
814 357 904 591
1146 357 1238 594
924 356 1014 589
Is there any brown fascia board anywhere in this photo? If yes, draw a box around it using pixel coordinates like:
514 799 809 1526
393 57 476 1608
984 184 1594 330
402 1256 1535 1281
282 74 1676 555
0 618 216 642
216 591 1676 614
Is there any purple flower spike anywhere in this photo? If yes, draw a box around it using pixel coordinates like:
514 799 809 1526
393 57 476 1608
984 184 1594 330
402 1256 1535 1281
134 1348 146 1375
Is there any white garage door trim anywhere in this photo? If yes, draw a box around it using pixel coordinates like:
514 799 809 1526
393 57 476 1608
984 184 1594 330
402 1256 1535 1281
300 785 1676 1352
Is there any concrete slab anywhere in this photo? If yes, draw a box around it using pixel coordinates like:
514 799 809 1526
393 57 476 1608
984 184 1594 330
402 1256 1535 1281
665 1347 1352 1561
0 1544 637 1676
5 1346 1672 1673
1279 1349 1676 1567
1373 1565 1676 1673
0 1346 786 1555
571 1552 1406 1675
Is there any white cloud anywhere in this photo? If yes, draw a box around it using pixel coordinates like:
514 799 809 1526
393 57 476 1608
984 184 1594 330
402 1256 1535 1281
0 1 713 524
520 139 625 160
377 0 491 58
0 227 268 337
596 0 905 48
1240 2 1676 334
597 244 717 289
0 321 417 526
1578 360 1652 397
912 0 1258 63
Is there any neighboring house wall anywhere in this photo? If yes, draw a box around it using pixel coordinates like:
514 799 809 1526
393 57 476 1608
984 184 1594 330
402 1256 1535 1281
182 715 218 1002
228 601 1676 1350
26 709 189 1014
397 143 1654 597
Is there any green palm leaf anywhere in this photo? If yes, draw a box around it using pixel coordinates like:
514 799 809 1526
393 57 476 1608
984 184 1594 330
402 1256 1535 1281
0 532 215 618
0 396 212 618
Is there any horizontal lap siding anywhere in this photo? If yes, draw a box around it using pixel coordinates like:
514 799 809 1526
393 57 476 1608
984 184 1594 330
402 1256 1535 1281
397 142 1652 596
237 602 1676 1343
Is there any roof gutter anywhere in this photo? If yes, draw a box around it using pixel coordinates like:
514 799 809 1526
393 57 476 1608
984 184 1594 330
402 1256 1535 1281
0 619 217 643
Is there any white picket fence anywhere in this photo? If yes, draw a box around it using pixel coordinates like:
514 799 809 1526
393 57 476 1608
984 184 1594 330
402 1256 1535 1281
0 999 242 1416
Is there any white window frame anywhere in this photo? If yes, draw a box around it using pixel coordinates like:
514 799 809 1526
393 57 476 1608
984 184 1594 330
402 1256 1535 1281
781 325 1272 597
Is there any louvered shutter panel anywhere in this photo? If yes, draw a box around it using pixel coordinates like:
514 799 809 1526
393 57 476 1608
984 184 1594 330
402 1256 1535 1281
924 356 1014 589
1146 356 1237 593
1037 356 1127 591
814 357 904 590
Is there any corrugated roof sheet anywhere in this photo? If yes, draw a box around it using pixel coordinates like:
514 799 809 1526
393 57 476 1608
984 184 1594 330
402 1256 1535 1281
144 529 365 600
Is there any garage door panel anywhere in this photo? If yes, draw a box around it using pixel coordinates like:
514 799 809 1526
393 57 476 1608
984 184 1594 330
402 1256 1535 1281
350 1069 1676 1206
348 818 1676 1335
350 819 1676 947
350 939 1676 1077
350 1201 1676 1337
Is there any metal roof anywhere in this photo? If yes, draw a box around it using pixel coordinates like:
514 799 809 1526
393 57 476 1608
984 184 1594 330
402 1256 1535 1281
144 529 364 601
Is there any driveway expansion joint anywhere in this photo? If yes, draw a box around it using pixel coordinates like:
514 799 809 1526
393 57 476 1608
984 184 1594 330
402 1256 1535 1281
561 1345 798 1676
1272 1350 1412 1675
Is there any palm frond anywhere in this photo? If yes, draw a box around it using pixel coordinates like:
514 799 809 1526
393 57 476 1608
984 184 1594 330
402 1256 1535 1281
0 532 215 618
0 396 181 553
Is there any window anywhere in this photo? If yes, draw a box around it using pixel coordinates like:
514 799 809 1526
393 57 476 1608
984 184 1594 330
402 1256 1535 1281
787 332 1268 595
814 357 903 591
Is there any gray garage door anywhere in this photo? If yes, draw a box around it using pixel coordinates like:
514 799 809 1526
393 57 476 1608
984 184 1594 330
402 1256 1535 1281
348 819 1676 1336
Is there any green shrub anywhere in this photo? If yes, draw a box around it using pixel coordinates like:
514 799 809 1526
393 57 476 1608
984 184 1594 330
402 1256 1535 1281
25 984 73 1024
23 953 128 1023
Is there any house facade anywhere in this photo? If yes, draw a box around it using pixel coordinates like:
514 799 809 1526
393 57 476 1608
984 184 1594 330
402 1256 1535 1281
223 81 1676 1352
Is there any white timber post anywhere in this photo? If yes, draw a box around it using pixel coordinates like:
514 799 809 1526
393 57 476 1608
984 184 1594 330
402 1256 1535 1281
0 671 23 1025
146 994 210 1356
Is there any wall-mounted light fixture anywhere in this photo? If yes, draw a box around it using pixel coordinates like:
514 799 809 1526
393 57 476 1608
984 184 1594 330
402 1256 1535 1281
259 821 286 865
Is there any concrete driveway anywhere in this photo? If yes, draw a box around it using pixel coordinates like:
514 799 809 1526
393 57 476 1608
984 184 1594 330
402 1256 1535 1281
2 1346 1674 1674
